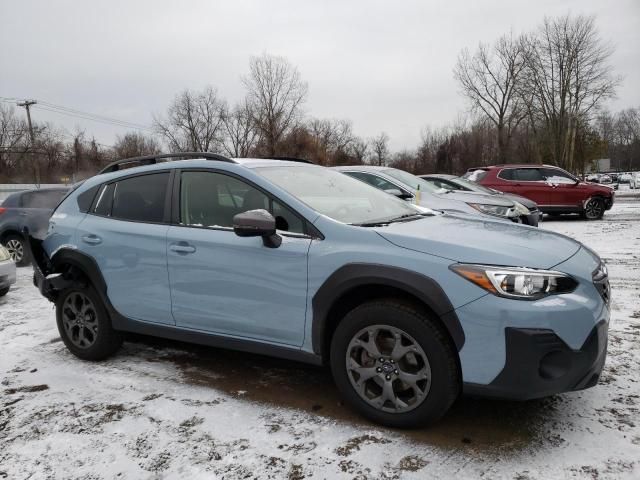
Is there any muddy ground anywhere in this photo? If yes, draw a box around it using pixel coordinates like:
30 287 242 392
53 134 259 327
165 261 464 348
0 198 639 479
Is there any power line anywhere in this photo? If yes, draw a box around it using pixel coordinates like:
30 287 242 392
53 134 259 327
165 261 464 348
1 96 154 132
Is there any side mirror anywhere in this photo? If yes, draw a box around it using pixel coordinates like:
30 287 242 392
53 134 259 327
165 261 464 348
233 209 282 248
384 188 413 200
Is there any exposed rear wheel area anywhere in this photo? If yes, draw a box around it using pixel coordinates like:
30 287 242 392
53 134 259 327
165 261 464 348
330 299 460 428
56 284 123 360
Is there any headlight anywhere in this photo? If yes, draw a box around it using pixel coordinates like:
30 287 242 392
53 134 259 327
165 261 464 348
467 203 517 218
0 245 10 262
450 264 578 300
513 201 530 215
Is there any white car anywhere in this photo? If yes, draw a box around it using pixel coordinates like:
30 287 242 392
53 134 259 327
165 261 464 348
0 245 17 297
630 172 640 189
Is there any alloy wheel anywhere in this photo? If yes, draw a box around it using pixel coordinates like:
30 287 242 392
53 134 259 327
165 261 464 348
346 325 432 413
585 199 603 220
61 292 99 349
5 239 23 263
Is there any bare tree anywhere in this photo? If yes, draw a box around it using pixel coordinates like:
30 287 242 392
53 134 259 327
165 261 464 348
154 86 227 152
522 14 620 170
307 118 354 164
370 132 389 166
349 137 369 164
454 33 528 163
0 105 27 178
221 100 259 157
114 132 162 159
243 53 308 155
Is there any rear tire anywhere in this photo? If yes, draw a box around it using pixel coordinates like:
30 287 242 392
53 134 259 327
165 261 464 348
56 284 122 360
0 287 9 297
3 234 30 266
330 299 459 428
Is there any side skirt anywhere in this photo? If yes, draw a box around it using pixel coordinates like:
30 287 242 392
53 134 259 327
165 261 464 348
112 315 324 367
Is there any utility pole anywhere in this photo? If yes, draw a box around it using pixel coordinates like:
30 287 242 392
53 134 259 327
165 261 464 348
17 99 39 186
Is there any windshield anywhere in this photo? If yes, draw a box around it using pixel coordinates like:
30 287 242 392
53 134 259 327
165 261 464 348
382 169 440 193
256 166 421 225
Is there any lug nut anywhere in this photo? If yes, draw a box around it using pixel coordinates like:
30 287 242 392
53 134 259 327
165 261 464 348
385 375 391 380
376 367 382 373
394 370 398 375
389 359 394 364
379 358 384 362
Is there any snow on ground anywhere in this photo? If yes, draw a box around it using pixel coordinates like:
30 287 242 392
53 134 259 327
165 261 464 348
1 199 639 479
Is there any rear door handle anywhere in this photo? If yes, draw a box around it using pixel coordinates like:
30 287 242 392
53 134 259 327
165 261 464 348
81 234 102 245
169 242 196 254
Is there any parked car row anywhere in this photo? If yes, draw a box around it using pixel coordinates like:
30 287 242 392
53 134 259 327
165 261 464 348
27 153 610 428
463 164 615 220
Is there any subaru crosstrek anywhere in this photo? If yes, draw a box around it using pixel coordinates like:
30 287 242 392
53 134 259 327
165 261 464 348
31 153 610 427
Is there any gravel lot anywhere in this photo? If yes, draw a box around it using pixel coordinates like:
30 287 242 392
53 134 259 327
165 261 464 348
1 198 639 479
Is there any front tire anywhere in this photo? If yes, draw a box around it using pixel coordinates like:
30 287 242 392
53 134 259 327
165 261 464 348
330 299 459 428
582 198 605 220
3 234 30 266
56 285 122 360
0 287 9 297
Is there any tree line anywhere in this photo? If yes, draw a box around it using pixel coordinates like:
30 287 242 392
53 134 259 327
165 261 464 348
1 13 637 184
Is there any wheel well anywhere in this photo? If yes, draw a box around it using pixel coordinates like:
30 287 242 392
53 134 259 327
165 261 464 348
0 230 23 243
322 284 462 378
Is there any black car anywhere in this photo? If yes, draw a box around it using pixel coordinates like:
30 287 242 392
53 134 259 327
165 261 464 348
419 174 542 226
0 187 68 265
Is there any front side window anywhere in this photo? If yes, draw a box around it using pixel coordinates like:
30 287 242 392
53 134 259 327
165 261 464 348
345 171 401 192
256 166 420 225
541 168 577 184
382 169 440 193
180 171 305 234
110 173 169 222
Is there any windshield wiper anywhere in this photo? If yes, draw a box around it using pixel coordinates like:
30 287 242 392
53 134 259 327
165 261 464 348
353 213 425 227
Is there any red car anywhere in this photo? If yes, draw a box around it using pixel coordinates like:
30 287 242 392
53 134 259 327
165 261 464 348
464 164 615 220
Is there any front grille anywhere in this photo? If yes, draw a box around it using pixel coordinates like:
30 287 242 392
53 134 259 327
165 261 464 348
592 263 611 306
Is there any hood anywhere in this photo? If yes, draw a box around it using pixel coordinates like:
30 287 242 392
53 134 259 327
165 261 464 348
374 214 580 269
502 193 538 209
435 190 514 207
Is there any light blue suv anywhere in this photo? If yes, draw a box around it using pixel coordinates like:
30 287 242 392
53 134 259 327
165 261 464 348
31 153 610 427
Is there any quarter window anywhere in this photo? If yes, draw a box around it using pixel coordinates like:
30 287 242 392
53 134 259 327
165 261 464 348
497 169 515 181
110 173 169 222
179 171 305 234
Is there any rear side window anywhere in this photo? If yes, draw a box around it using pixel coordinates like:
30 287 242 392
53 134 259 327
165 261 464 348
110 173 169 223
77 185 100 213
496 169 514 180
93 183 116 217
514 168 544 182
21 190 67 208
1 193 20 207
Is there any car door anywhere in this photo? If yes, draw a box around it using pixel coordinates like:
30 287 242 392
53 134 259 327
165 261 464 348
166 169 311 346
508 168 550 205
541 167 583 208
75 171 174 325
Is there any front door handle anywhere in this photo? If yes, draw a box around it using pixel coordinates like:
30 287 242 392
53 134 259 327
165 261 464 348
169 242 196 254
81 234 102 245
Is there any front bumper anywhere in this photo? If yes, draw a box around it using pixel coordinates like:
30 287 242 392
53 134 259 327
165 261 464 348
464 321 608 400
0 259 17 290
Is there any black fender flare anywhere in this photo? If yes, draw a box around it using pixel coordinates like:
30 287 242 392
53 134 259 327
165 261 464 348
311 263 465 356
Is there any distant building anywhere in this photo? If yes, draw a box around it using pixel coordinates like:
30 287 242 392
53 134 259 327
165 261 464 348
586 158 611 173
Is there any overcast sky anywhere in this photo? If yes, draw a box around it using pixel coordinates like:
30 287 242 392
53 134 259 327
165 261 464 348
1 0 638 150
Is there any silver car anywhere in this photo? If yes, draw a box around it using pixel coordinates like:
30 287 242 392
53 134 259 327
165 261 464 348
0 245 17 297
333 166 532 224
